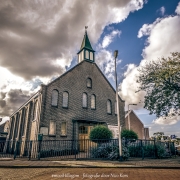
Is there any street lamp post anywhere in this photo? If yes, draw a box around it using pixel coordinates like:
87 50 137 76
114 50 122 161
128 104 137 130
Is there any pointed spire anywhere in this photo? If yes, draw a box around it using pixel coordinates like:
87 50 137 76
77 27 95 63
79 26 94 52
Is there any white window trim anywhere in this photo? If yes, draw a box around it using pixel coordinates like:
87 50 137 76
49 120 56 136
107 100 112 114
62 91 69 108
60 121 67 136
51 89 58 107
91 94 96 109
82 93 88 108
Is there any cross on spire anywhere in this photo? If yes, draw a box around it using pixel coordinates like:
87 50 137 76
85 26 88 33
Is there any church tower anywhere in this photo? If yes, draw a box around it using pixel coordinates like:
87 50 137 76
77 26 95 63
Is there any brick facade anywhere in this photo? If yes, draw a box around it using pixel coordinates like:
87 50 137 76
125 110 145 139
6 31 126 155
40 60 125 140
7 60 125 144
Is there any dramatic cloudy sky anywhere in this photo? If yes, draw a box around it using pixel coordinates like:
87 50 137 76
0 0 180 137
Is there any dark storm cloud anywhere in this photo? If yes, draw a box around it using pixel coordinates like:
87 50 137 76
0 0 133 80
0 0 143 116
0 89 31 116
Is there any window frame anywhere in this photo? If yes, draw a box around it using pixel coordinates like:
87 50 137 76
62 91 69 108
107 99 112 115
60 121 67 136
51 89 59 107
90 51 93 61
86 50 89 59
49 120 56 136
82 92 88 108
91 94 96 110
87 78 92 88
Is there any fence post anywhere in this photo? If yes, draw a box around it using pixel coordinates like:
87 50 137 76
38 140 42 160
174 142 176 157
141 140 144 160
153 139 156 158
28 141 32 160
168 141 171 157
13 140 18 160
74 140 76 160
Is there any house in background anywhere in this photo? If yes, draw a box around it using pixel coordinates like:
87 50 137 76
125 110 150 140
0 121 9 152
0 121 9 141
6 29 125 154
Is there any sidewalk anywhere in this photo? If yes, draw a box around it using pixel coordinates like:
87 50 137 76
0 156 180 168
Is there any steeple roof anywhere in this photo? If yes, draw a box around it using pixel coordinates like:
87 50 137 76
79 30 95 52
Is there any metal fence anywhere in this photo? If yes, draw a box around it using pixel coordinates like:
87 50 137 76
126 139 176 159
0 139 176 160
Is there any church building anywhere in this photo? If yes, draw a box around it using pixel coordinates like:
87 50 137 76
7 29 125 149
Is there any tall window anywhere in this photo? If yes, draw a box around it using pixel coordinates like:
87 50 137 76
91 94 96 109
49 120 56 135
51 89 58 106
61 122 67 136
107 100 112 114
62 91 69 108
115 101 117 115
33 100 38 120
86 50 89 59
90 52 93 60
87 78 92 88
82 93 88 108
81 50 84 61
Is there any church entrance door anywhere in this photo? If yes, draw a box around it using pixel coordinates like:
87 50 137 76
78 125 94 152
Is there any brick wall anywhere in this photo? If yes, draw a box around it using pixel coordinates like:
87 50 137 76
40 61 125 140
125 111 144 139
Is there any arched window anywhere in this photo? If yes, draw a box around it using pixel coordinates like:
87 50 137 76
51 89 58 106
107 100 112 114
63 91 69 108
82 93 88 108
91 94 96 109
87 78 92 88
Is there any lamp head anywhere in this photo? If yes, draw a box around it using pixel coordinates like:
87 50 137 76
114 50 118 58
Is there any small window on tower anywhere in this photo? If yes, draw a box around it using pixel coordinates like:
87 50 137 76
90 52 93 60
81 50 84 61
86 50 89 59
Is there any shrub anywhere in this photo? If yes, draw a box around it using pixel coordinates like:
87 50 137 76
128 141 167 158
90 139 129 160
89 125 113 143
121 129 138 140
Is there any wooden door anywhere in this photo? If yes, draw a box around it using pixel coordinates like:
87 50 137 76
79 126 94 152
